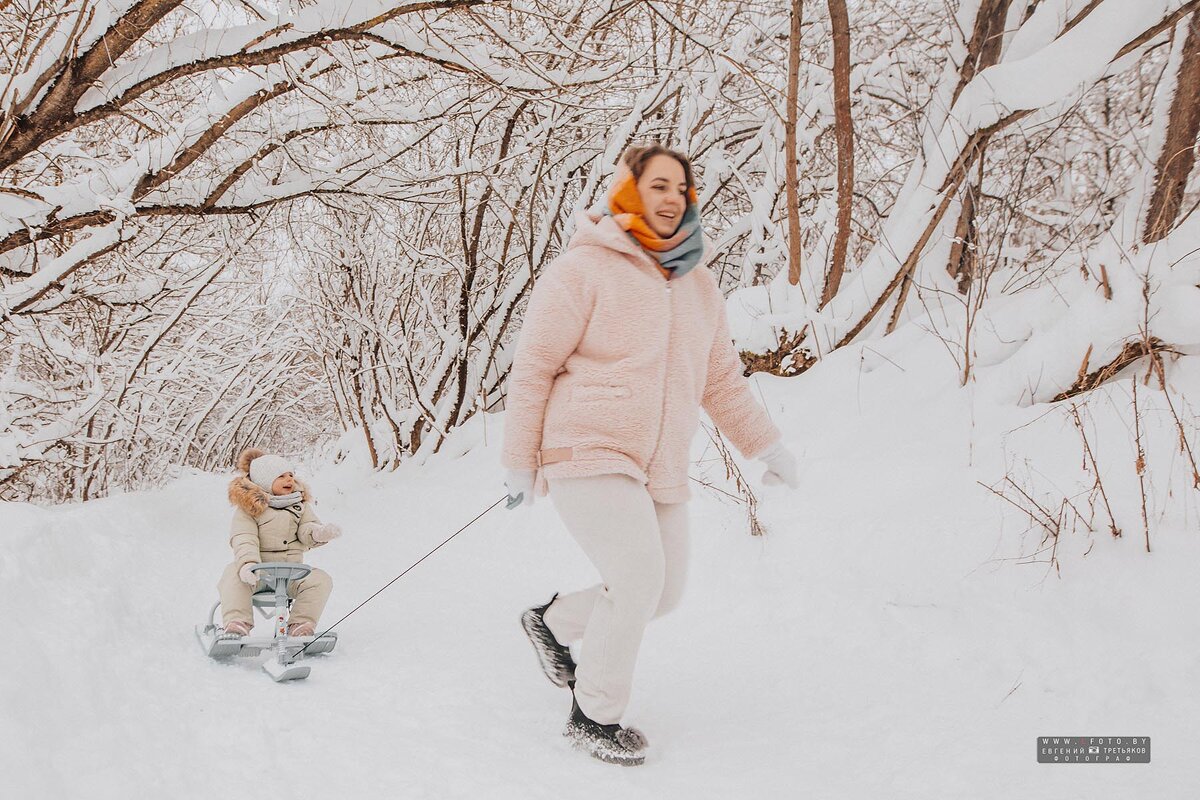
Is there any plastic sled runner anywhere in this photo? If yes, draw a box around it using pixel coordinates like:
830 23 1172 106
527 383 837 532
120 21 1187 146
196 562 337 682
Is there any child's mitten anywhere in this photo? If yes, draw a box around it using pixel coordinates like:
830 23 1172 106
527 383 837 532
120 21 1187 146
239 563 260 586
312 523 342 543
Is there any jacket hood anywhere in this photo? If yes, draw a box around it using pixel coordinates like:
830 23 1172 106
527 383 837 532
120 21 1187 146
566 207 712 279
566 208 652 263
231 446 309 515
226 448 307 515
228 475 312 517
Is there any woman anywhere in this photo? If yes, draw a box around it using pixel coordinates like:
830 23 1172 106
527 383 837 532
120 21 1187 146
502 143 798 766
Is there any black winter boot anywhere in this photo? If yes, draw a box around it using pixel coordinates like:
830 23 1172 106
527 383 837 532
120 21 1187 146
563 693 648 766
520 594 577 688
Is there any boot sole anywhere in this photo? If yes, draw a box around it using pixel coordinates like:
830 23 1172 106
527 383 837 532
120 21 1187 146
520 610 575 688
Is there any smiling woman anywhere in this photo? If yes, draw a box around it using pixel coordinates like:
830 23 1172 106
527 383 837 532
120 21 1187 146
639 159 687 235
626 146 695 237
604 144 705 279
501 142 799 766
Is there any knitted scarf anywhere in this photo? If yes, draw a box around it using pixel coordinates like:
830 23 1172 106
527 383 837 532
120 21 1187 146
267 491 303 510
605 161 705 279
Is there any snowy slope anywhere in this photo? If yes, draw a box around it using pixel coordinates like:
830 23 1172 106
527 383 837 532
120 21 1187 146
3 341 1198 798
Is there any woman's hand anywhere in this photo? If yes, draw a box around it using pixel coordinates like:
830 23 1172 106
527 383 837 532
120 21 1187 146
505 469 536 509
757 441 799 489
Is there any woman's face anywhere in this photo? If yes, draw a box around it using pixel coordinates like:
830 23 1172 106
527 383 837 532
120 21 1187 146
271 472 296 496
635 154 688 237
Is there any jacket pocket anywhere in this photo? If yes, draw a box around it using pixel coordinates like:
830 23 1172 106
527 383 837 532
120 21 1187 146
571 384 633 403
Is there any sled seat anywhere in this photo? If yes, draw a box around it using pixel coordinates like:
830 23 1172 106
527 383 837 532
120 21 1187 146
250 562 312 611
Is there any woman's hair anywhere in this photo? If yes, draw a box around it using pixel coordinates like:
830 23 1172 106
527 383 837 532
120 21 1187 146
622 143 696 191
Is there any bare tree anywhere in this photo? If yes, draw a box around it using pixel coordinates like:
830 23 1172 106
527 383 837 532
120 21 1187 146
821 0 1198 351
820 0 854 307
1143 9 1200 242
945 0 1014 295
7 0 1196 508
0 0 630 499
785 0 804 288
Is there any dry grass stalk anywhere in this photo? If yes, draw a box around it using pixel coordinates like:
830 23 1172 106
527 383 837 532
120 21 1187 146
1131 376 1151 552
697 423 765 536
1069 403 1121 538
1141 321 1199 491
980 470 1106 577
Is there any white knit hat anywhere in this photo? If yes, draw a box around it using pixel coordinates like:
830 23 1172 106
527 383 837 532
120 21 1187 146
249 454 292 491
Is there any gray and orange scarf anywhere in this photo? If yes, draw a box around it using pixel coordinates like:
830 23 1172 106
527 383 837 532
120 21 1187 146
604 161 705 279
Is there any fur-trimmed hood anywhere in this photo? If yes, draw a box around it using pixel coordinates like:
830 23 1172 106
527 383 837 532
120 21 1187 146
229 447 311 517
228 475 312 517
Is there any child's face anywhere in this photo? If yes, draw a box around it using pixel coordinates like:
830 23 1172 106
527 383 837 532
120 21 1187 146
271 472 296 496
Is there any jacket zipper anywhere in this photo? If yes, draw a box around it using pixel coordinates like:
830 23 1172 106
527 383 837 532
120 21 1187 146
645 279 672 475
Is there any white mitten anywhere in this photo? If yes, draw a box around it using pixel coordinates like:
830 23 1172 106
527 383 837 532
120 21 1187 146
312 523 342 543
758 441 799 489
505 469 536 510
239 563 260 586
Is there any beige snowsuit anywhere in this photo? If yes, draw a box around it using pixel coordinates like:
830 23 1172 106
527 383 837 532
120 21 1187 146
217 476 333 627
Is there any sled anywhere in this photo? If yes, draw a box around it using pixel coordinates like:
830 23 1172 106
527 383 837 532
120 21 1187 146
196 562 337 682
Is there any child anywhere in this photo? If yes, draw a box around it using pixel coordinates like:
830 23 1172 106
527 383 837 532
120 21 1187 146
217 447 342 638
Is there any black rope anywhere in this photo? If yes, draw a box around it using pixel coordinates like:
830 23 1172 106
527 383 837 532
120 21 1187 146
292 494 508 658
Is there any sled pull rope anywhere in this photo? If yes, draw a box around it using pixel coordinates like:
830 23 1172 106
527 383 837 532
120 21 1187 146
294 494 508 658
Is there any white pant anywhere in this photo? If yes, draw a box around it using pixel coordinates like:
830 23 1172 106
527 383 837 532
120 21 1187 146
543 473 690 724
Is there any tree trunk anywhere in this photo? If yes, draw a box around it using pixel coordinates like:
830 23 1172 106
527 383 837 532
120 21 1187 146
941 0 1011 298
785 0 804 287
1144 11 1200 243
952 0 1014 106
947 170 980 293
349 359 380 470
820 0 854 308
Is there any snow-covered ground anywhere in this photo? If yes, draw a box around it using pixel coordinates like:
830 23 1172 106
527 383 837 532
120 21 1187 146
3 331 1197 798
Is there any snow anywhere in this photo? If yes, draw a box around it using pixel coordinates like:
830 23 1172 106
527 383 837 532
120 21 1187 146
74 1 415 115
0 1 132 119
780 0 1187 355
951 0 1182 136
2 3 1197 789
3 319 1197 796
0 222 127 315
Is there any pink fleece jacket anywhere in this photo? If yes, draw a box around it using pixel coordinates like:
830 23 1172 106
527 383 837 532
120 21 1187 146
502 209 782 503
